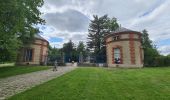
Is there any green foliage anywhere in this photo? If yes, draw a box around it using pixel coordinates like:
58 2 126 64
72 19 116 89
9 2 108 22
0 36 21 62
77 42 85 53
167 54 170 57
61 40 78 62
87 15 119 63
142 29 153 48
62 40 76 55
144 47 159 66
9 67 170 100
141 29 159 66
87 15 119 56
105 17 119 32
142 29 170 67
48 41 89 63
48 45 63 62
77 41 88 57
0 0 44 62
87 15 107 54
154 55 170 67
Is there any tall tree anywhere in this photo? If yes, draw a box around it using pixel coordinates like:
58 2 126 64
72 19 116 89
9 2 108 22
62 40 77 62
77 41 89 59
48 45 62 62
77 41 86 55
106 17 119 33
142 29 153 48
0 0 44 62
141 29 159 66
87 15 108 54
87 15 119 62
76 41 87 62
62 40 75 55
87 15 119 54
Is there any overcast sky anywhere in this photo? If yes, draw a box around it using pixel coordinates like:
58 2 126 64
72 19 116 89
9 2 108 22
39 0 170 55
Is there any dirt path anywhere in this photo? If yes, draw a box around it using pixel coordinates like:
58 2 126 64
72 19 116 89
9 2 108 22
0 66 77 100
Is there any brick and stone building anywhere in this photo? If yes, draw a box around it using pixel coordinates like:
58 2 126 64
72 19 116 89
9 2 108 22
16 34 49 65
105 27 144 68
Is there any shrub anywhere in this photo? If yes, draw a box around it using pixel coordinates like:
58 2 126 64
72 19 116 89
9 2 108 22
154 56 170 67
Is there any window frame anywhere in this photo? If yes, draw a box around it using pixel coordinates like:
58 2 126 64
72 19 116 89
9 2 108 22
23 48 34 62
112 35 120 41
112 46 123 64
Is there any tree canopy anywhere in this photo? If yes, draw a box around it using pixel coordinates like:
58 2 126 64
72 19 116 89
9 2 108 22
87 15 119 63
141 29 159 66
0 0 44 62
77 41 86 55
62 40 77 62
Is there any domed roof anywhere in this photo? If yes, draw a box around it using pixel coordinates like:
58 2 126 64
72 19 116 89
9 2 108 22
34 34 48 42
112 27 134 33
105 27 141 39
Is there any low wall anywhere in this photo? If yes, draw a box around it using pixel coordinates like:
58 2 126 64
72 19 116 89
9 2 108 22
78 63 107 67
65 63 78 67
107 64 143 68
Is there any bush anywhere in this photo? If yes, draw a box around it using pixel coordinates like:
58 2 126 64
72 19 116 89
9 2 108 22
154 56 170 67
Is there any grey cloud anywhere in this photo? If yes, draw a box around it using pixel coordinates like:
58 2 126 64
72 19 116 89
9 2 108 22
44 0 94 9
44 9 90 32
44 0 73 8
93 0 159 20
42 0 170 55
158 46 170 55
71 33 87 41
43 0 161 20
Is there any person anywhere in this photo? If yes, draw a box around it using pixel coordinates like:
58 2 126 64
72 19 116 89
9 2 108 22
72 61 74 66
53 60 58 71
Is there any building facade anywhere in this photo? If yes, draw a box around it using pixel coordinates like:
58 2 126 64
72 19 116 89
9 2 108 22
16 34 49 65
105 27 144 68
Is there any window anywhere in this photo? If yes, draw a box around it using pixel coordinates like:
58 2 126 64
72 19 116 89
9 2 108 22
114 48 121 64
24 49 33 62
113 35 120 41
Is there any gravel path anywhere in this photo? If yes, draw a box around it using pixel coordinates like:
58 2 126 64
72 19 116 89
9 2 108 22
0 66 77 100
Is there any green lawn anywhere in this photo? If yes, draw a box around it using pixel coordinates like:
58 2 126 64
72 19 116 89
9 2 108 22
9 67 170 100
0 66 50 78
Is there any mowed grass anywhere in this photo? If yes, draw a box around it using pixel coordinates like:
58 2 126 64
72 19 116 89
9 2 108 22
9 67 170 100
0 66 50 78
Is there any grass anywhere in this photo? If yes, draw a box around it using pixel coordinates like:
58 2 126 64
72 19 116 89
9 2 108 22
0 66 50 79
8 67 170 100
